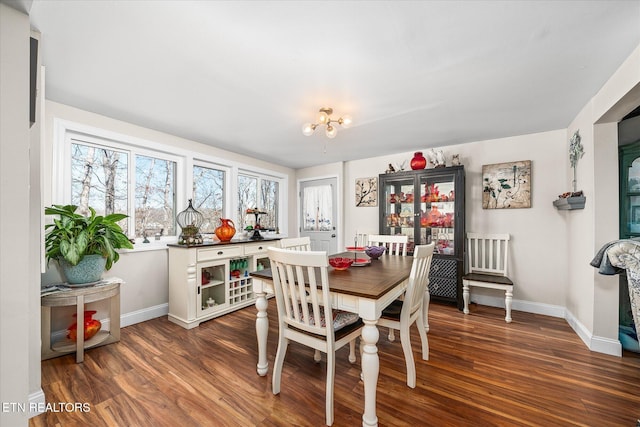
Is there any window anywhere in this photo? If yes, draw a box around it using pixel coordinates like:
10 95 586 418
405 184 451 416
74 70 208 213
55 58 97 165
192 164 225 233
70 143 129 229
260 178 279 229
57 121 287 246
67 133 178 241
135 154 176 238
303 184 333 231
238 172 280 231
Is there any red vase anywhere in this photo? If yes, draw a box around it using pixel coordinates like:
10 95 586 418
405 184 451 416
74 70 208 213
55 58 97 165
410 152 427 170
67 310 102 342
214 218 236 242
427 205 441 226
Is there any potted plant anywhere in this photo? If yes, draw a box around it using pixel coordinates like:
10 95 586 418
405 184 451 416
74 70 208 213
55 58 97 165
44 204 133 284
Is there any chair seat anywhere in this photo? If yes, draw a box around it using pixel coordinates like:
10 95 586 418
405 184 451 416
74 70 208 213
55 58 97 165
381 300 403 319
290 318 364 341
462 273 513 286
298 304 360 331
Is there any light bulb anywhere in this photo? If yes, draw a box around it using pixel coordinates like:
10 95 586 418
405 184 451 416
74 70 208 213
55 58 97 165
317 111 329 125
302 123 315 136
339 115 352 128
326 125 337 139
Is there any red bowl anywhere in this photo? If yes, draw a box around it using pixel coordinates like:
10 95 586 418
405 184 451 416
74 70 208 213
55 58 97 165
329 257 354 271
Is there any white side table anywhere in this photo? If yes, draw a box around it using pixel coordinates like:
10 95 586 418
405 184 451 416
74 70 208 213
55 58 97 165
41 279 121 363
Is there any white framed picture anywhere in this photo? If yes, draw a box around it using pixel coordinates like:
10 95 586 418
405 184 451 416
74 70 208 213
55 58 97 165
355 177 378 207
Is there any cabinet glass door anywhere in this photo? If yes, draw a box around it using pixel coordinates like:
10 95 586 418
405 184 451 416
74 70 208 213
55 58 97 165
420 172 457 255
380 176 417 251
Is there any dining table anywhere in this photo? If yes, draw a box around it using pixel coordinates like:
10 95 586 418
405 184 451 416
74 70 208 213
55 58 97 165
251 252 415 427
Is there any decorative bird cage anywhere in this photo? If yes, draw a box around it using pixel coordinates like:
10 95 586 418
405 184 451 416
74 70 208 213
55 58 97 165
177 199 204 245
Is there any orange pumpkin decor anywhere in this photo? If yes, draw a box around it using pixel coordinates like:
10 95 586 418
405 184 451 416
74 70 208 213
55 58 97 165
67 310 102 342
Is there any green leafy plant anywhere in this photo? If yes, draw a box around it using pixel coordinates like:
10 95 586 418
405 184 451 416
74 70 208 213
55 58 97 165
44 205 133 270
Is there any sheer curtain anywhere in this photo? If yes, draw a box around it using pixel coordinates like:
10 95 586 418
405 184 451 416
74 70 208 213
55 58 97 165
303 184 332 231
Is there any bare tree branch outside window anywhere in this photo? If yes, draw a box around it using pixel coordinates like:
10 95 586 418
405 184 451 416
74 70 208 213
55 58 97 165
135 155 176 238
238 175 257 230
71 142 128 230
193 165 224 233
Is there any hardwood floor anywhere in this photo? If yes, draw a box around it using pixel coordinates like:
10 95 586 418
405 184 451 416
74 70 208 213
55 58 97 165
31 302 640 427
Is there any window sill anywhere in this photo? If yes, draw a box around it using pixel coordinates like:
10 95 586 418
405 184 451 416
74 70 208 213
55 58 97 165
121 240 173 253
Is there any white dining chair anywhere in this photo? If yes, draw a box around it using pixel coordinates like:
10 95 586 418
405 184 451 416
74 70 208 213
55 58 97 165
368 234 409 341
278 236 327 361
462 233 514 322
268 247 363 426
377 243 435 388
368 234 409 256
279 236 312 251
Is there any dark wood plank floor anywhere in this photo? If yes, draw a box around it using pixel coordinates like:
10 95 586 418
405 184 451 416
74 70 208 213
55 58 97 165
31 302 640 427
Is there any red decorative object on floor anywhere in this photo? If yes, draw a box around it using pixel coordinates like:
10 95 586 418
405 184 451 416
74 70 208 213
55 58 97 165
67 310 102 342
410 152 427 170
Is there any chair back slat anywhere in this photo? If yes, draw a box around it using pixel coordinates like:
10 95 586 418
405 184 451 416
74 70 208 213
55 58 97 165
279 236 312 251
368 234 409 256
404 243 435 316
268 247 332 337
466 233 510 276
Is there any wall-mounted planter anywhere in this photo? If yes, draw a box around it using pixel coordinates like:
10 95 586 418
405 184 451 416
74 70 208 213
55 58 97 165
553 196 586 210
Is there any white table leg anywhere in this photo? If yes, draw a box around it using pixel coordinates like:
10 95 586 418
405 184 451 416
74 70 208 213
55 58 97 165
255 289 269 376
361 319 379 427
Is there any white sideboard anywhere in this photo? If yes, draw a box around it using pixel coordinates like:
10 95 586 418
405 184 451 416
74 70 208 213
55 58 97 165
168 239 280 329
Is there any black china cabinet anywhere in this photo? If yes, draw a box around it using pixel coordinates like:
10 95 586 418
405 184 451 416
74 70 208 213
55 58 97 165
379 166 465 308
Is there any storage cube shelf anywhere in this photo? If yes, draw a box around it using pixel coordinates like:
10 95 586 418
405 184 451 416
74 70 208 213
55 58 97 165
168 239 280 329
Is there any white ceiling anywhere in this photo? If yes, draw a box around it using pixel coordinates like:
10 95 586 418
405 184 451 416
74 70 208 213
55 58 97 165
25 0 640 169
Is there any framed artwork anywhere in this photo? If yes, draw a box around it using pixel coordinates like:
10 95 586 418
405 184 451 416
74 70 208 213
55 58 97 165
482 160 531 209
355 177 378 207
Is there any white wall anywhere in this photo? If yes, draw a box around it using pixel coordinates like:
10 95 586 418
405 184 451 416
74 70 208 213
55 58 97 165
340 130 569 311
0 4 35 426
564 44 640 355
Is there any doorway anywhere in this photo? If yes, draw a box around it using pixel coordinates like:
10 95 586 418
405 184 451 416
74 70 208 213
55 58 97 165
618 105 640 352
299 177 338 254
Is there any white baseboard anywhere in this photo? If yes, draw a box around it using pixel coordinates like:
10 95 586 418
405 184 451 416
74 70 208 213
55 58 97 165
470 294 565 318
28 388 46 418
470 294 622 357
120 303 168 327
564 308 622 357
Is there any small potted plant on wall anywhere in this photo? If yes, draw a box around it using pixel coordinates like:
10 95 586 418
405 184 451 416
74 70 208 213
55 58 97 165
44 205 133 284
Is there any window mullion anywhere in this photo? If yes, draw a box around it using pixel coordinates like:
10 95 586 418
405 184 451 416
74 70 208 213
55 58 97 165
128 152 136 238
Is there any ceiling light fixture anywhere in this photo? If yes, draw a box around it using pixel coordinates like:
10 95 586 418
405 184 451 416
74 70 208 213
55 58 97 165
302 107 352 139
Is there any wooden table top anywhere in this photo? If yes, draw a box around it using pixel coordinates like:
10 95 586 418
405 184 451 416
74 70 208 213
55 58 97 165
251 253 413 300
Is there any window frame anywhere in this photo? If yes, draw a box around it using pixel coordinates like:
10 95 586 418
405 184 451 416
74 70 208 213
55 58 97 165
237 169 283 232
52 119 288 250
191 159 231 235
